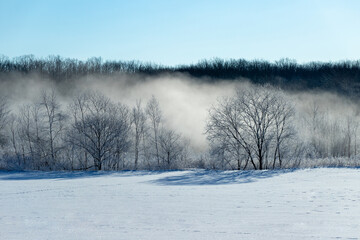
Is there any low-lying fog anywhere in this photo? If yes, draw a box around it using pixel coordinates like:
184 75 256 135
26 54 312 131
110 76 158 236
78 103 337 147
1 73 359 152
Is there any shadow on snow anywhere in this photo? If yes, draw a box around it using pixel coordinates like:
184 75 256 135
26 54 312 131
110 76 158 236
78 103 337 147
0 170 161 181
149 169 297 186
0 169 298 184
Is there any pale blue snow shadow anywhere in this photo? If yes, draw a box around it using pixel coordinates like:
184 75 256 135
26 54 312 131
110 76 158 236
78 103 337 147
150 169 297 185
0 170 160 181
0 169 297 183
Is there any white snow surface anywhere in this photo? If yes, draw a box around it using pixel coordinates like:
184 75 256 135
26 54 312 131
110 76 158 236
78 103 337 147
0 168 359 240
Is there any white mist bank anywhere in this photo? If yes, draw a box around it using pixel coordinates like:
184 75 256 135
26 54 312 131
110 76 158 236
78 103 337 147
1 73 359 152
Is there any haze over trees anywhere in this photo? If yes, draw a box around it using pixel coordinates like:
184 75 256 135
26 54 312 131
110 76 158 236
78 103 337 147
0 97 9 147
1 55 360 170
0 90 191 170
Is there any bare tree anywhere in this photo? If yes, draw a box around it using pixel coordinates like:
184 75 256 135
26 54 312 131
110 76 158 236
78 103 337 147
17 103 45 168
131 100 146 170
39 90 66 169
0 96 9 147
302 102 360 160
271 92 295 168
206 85 295 170
146 96 162 168
353 118 359 157
68 92 91 169
8 114 22 166
206 96 254 169
111 103 131 170
209 140 236 170
68 92 130 170
18 105 34 161
344 116 359 158
158 128 183 169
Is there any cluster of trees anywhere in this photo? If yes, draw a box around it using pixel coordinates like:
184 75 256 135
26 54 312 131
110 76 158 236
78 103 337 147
205 85 360 170
206 86 300 170
1 86 360 171
301 103 359 159
1 55 360 95
0 91 189 170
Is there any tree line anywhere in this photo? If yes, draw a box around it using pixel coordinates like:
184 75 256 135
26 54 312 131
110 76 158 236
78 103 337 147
1 55 360 95
0 85 359 171
0 92 190 170
206 85 360 170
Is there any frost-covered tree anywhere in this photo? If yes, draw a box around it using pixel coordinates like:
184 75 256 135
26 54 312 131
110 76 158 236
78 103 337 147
158 128 183 169
146 96 162 168
0 97 9 147
131 100 146 170
206 85 296 170
271 91 295 168
39 90 67 169
68 92 131 170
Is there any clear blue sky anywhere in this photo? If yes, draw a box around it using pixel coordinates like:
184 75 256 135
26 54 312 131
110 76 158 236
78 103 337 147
1 0 360 65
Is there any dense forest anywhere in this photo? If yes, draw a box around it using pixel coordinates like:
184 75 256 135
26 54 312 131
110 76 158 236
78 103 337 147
1 55 360 96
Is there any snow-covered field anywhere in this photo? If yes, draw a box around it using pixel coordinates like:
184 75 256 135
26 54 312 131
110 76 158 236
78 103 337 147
0 168 359 240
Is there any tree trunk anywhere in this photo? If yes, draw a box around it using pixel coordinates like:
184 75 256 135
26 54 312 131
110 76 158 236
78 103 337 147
134 143 139 170
167 151 170 167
